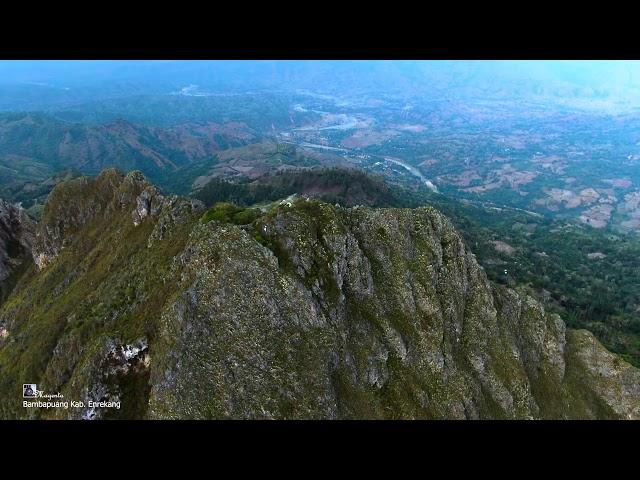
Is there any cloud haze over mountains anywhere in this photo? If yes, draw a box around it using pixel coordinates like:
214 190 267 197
1 60 639 111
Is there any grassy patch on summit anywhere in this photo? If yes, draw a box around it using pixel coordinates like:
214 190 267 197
200 202 262 225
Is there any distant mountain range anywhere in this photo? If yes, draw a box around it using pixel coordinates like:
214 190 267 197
0 113 259 200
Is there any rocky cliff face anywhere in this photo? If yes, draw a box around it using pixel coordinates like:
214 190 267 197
0 170 637 419
0 199 35 302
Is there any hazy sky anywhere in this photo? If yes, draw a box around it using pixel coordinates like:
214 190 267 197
0 60 638 86
0 60 638 111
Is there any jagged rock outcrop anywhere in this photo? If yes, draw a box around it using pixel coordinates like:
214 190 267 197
32 169 166 269
0 199 35 282
70 337 150 420
0 199 36 315
148 202 640 419
1 171 638 419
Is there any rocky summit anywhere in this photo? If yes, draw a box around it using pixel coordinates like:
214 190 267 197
0 169 637 419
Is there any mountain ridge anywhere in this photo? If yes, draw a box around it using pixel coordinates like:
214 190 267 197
0 169 638 419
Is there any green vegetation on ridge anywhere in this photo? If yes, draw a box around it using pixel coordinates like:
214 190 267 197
194 168 640 367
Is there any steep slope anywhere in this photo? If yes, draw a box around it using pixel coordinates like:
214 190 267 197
0 170 637 419
0 199 35 302
0 169 204 419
